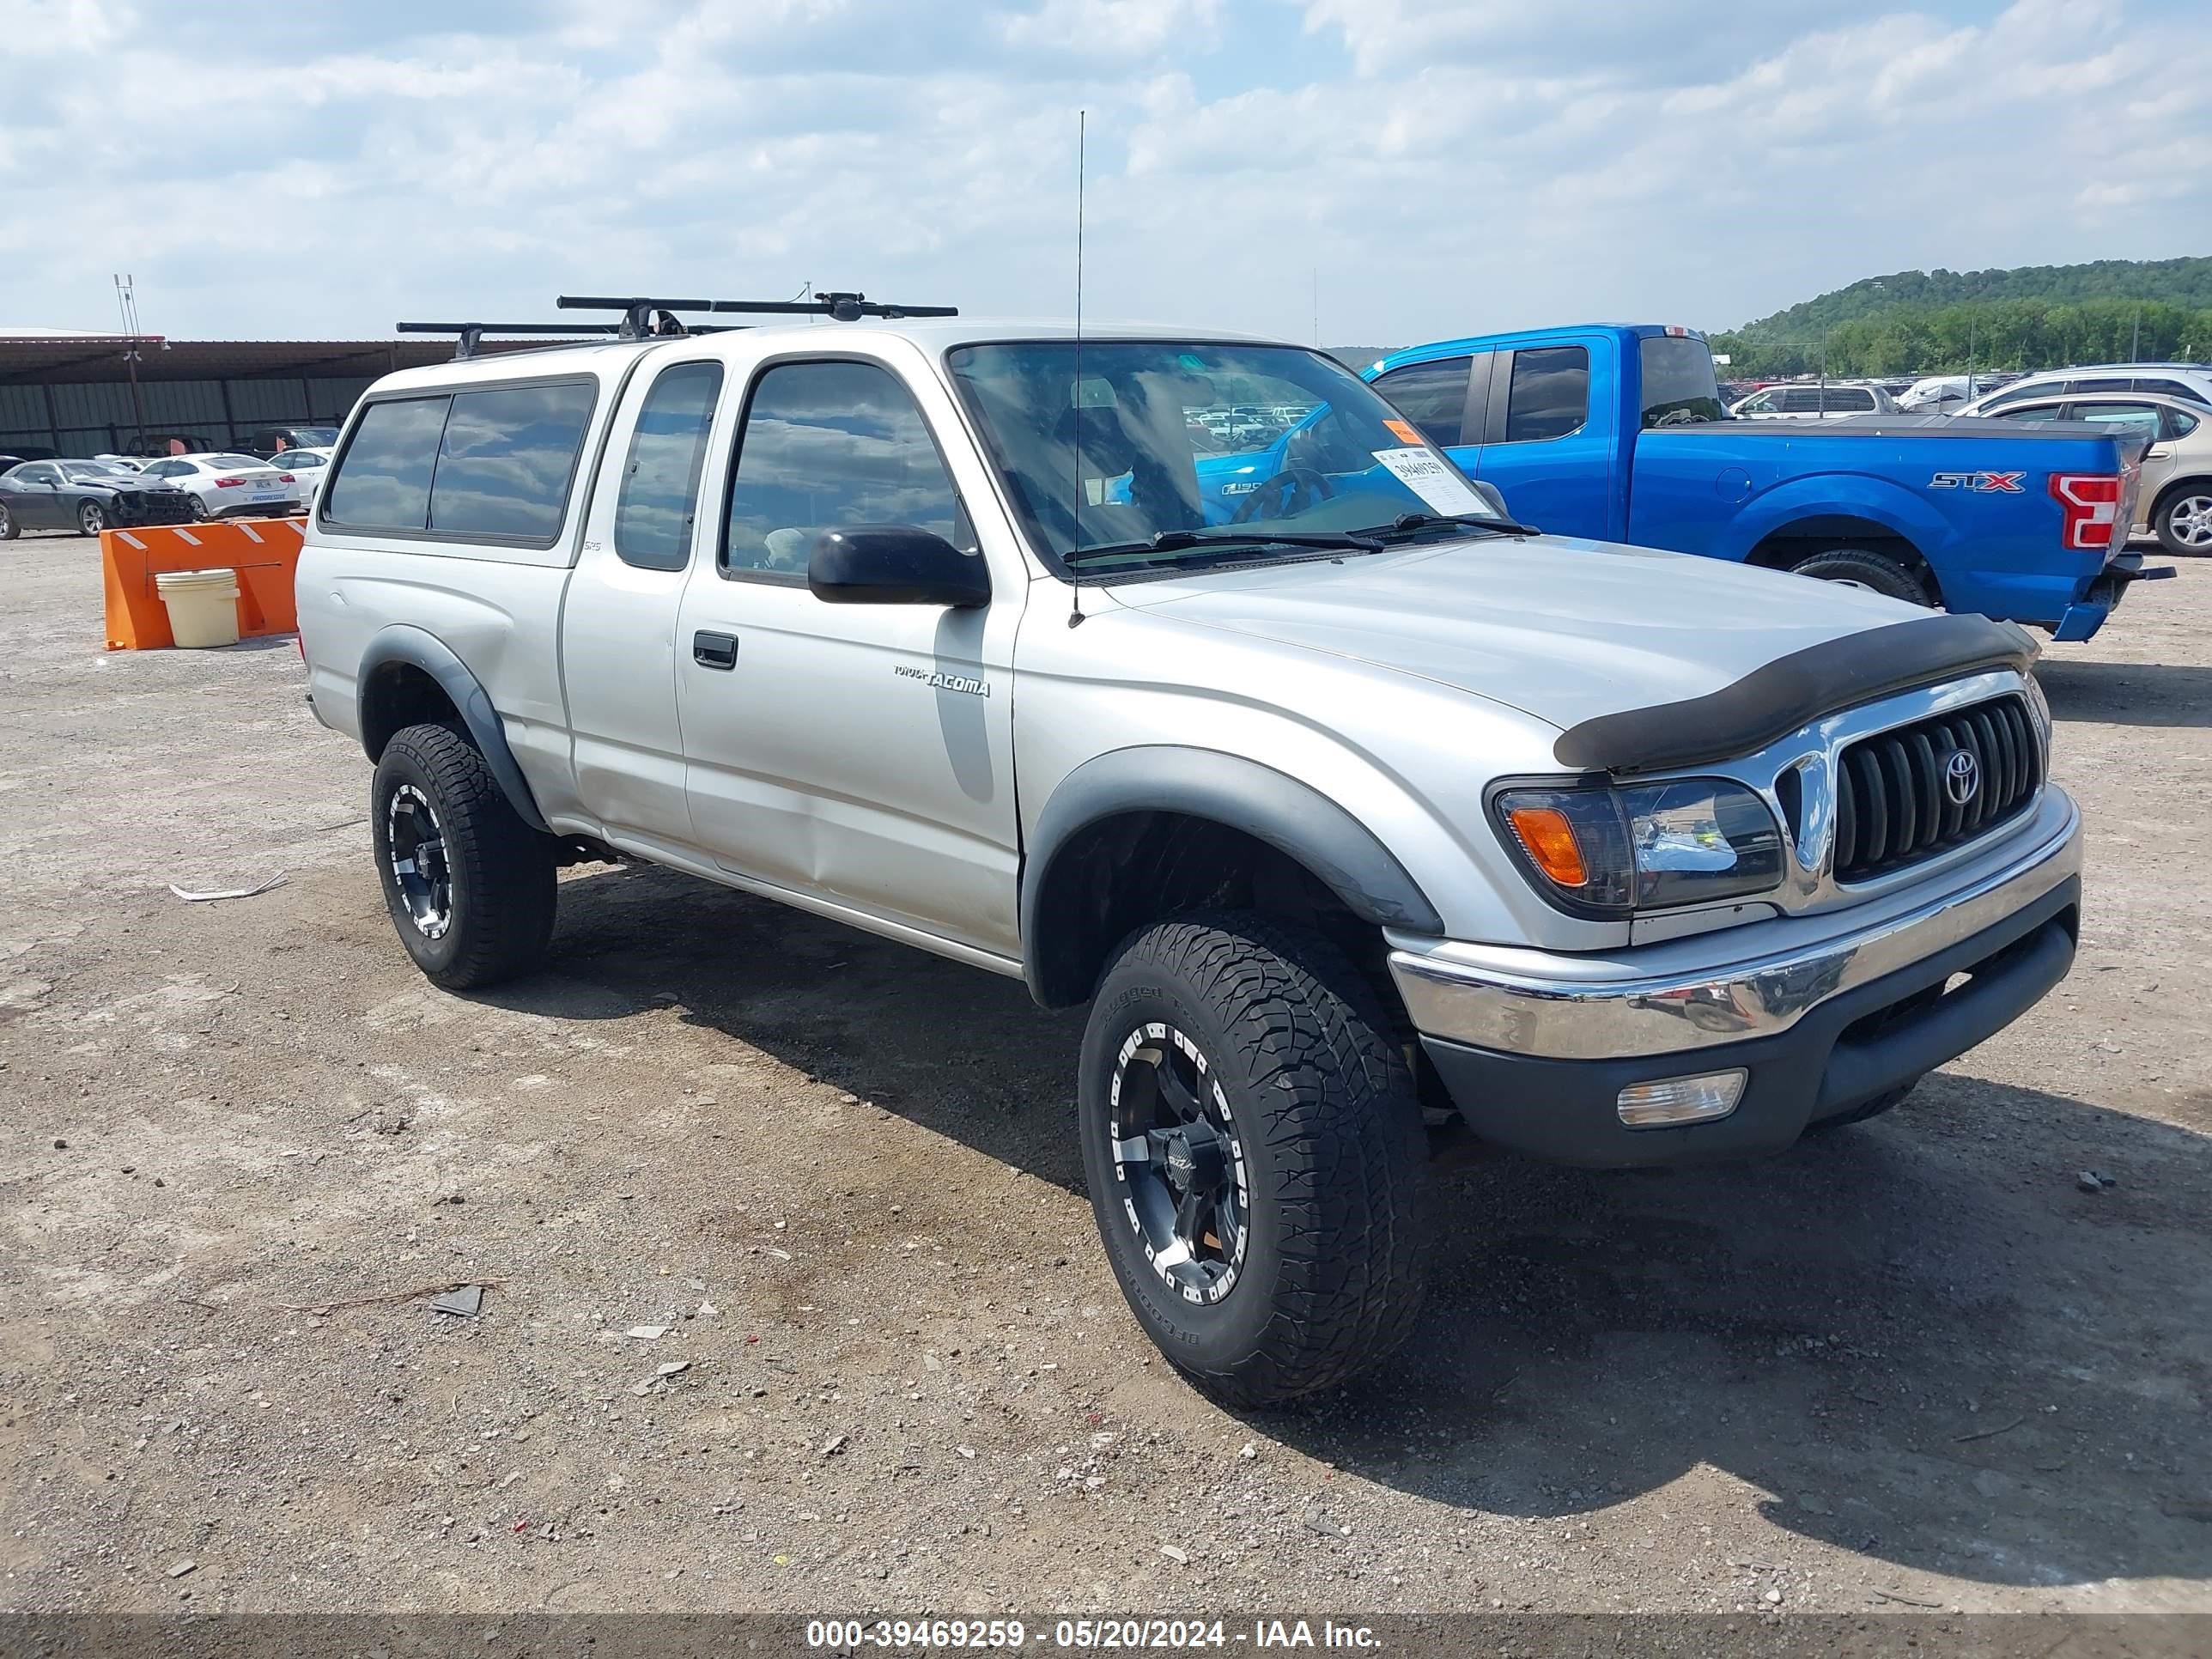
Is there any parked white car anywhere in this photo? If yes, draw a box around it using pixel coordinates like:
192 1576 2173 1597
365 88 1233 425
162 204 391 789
136 452 303 520
1729 382 1896 420
1896 376 1978 412
273 446 335 505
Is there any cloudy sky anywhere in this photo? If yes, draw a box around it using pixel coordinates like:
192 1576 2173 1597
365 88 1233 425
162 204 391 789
4 0 2208 345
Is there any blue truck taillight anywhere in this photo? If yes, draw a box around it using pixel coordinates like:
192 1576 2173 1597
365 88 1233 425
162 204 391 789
2049 473 2122 550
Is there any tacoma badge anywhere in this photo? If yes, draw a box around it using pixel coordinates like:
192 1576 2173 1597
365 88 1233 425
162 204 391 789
893 663 989 697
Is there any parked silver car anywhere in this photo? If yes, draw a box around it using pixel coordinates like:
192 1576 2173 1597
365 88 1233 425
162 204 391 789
1961 363 2212 417
298 315 2081 1404
1730 382 1898 420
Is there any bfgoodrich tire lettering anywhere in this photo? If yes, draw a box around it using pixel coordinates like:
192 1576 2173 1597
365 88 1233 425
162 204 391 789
1078 911 1430 1407
371 722 557 991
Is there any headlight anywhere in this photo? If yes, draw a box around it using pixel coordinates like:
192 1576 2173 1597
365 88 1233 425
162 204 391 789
1493 778 1785 916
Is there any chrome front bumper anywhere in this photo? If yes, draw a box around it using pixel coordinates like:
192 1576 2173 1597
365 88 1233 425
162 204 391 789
1389 789 2082 1062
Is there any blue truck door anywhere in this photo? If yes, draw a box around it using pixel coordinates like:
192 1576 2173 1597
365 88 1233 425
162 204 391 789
1366 350 1489 479
1473 340 1616 539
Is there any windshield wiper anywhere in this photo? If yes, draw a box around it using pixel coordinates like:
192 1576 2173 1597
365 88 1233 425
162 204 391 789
1062 526 1384 568
1373 511 1541 539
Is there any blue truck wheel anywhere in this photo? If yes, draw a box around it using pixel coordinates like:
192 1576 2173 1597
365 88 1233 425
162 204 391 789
1787 547 1934 606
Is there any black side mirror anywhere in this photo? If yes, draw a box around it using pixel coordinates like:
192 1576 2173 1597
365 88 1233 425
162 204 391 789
808 525 989 608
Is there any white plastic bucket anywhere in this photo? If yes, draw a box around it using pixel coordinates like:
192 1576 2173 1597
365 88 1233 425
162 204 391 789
154 568 241 649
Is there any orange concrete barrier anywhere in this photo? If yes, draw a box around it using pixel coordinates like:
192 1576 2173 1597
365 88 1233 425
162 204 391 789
100 517 307 650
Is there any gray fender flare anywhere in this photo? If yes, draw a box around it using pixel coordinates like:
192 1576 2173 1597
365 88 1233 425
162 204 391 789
1020 745 1443 1005
356 625 550 833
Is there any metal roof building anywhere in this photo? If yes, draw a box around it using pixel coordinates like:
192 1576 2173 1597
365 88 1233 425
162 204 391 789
0 332 580 459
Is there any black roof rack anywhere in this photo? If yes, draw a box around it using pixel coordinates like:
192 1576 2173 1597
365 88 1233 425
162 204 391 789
396 321 617 362
398 291 959 362
558 292 959 331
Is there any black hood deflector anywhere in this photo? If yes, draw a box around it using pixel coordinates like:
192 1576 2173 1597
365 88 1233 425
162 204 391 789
1553 612 2039 775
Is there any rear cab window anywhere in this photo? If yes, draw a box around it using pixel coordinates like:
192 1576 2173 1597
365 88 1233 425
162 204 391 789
1637 336 1724 428
614 362 726 571
322 377 597 546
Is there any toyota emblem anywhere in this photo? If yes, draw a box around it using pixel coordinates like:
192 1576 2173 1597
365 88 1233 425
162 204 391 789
1944 749 1979 805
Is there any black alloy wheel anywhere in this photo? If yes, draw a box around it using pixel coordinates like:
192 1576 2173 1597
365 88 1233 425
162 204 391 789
384 781 455 943
1079 912 1430 1406
369 722 557 989
1108 1022 1251 1305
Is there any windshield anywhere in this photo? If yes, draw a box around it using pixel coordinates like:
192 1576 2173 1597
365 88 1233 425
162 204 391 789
945 341 1501 572
63 464 131 482
288 428 340 447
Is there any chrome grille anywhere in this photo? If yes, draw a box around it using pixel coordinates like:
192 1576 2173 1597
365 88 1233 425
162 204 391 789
1833 694 2039 882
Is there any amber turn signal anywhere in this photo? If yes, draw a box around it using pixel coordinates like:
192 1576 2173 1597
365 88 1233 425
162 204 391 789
1506 805 1588 888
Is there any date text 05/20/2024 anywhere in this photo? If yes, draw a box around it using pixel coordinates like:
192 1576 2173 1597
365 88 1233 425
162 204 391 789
804 1618 1382 1650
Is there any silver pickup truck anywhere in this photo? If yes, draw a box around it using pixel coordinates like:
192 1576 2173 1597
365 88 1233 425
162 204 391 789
297 314 2081 1405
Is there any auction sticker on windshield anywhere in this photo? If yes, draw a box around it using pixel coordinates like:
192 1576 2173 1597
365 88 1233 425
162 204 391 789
1371 446 1488 516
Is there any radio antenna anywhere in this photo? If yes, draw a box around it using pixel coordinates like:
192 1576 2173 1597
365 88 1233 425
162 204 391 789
1068 108 1088 629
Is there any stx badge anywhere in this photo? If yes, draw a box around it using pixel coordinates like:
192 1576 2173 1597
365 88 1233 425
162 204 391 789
1929 470 2025 493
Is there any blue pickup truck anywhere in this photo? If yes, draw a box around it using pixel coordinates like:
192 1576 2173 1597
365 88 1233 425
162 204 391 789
1332 325 2162 640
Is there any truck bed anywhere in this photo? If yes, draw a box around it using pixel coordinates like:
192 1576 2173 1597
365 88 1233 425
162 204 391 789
1628 416 2144 636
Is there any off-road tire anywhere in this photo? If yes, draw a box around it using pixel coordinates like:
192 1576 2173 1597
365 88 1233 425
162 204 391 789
1804 1078 1920 1135
0 503 16 540
1789 546 1933 605
371 722 556 991
1078 911 1430 1407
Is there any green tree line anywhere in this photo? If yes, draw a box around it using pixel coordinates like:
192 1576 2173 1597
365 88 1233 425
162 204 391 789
1707 258 2212 377
1708 297 2212 379
1733 257 2212 336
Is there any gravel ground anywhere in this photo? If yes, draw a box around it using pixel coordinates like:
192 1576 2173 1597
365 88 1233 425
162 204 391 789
1 533 2207 1617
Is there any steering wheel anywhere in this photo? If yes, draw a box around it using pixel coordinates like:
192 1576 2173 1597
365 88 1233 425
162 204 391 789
1231 465 1336 524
